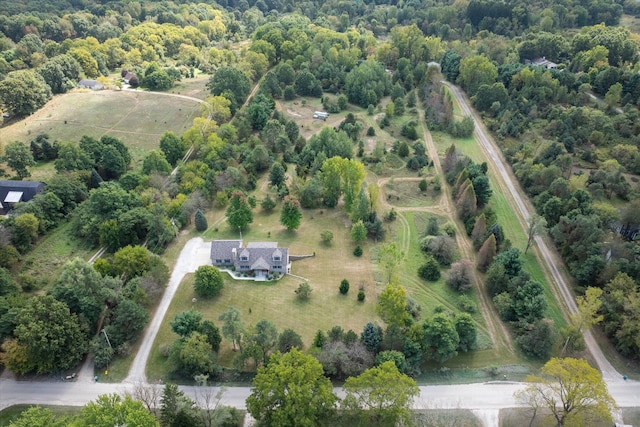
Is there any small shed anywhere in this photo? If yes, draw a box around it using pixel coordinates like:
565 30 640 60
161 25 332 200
78 79 104 90
123 72 137 84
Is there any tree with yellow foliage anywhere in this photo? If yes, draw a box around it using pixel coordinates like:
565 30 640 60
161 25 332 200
515 357 616 426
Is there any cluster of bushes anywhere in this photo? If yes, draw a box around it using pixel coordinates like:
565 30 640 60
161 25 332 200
312 315 476 380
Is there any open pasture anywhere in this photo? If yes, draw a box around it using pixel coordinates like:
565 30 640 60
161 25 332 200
0 90 201 164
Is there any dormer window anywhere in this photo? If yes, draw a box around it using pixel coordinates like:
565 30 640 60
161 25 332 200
273 256 281 261
241 256 248 261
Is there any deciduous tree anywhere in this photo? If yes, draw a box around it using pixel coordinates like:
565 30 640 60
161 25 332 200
342 361 419 425
4 141 35 179
377 242 404 284
218 307 244 351
517 358 616 426
7 295 88 374
525 214 547 254
280 196 302 231
6 406 68 427
194 265 224 298
142 150 172 175
277 328 303 353
79 394 159 427
377 283 408 326
422 312 459 363
0 70 51 116
447 259 473 292
171 309 203 338
159 131 185 167
246 349 337 426
225 191 253 231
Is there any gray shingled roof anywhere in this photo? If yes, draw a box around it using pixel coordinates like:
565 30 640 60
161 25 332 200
210 240 241 261
247 242 278 248
210 240 289 272
251 257 270 270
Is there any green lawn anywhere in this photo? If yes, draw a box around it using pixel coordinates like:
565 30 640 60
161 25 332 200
148 203 381 381
384 177 442 208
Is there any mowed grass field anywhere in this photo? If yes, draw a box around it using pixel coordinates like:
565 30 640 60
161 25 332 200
147 200 381 380
0 89 202 164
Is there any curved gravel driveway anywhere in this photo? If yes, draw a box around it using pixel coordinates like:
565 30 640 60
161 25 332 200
126 237 212 383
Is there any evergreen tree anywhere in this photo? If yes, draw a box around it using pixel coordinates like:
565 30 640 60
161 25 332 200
361 322 382 353
477 234 497 272
194 209 208 232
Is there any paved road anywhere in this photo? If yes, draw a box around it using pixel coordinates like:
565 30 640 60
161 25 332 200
443 82 622 383
2 377 639 417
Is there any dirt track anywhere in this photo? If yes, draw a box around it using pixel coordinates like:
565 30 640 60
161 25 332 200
443 82 622 382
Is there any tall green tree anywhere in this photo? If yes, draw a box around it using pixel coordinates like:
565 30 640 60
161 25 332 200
342 361 419 425
5 295 88 374
218 306 244 351
422 312 459 363
49 258 109 332
171 309 203 339
4 141 35 179
193 265 224 298
269 162 286 188
245 319 279 366
280 196 302 231
159 131 185 167
194 209 208 232
225 191 253 231
207 66 251 112
376 283 408 326
0 70 51 116
246 349 337 427
350 220 367 243
174 331 216 377
142 150 172 175
277 328 303 353
11 213 39 253
160 383 196 427
377 242 404 284
458 55 498 97
78 394 159 427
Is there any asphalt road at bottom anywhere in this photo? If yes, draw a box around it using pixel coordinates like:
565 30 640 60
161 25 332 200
1 378 638 414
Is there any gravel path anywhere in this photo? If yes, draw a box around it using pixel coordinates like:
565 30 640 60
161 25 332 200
443 82 622 382
125 238 212 383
